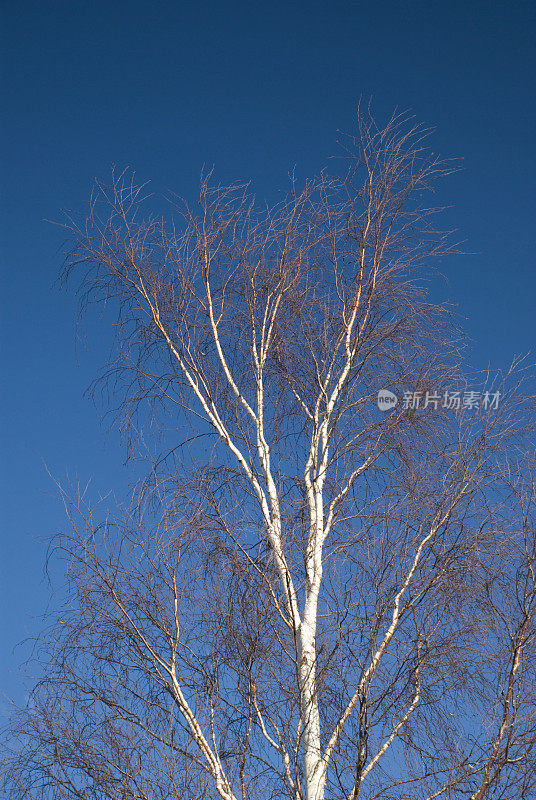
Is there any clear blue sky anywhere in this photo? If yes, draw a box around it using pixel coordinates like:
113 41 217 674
1 0 534 715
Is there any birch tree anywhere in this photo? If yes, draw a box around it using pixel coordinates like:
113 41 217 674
4 112 536 800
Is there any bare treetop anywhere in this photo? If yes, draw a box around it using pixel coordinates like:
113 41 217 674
4 111 536 800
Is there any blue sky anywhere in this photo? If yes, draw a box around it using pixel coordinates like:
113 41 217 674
1 0 534 715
